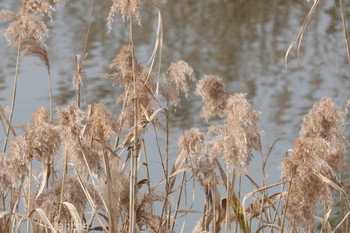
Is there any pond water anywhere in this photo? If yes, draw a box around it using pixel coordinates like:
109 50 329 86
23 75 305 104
0 0 349 232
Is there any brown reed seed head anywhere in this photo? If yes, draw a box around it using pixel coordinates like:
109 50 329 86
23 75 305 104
136 191 166 229
20 40 50 72
22 0 55 19
280 98 346 231
0 0 63 46
107 0 144 32
0 8 49 46
25 105 60 163
300 97 343 140
4 136 29 186
107 46 158 128
58 101 103 174
178 128 204 163
107 46 141 86
87 103 120 146
209 93 262 170
195 75 225 120
30 175 103 222
162 60 195 107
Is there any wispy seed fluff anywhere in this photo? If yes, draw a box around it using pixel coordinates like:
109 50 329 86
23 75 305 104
107 0 143 32
162 60 196 107
58 102 102 174
280 98 346 231
25 105 60 163
0 0 62 46
195 75 225 121
178 128 204 165
4 136 29 186
30 175 103 222
86 102 119 146
106 46 158 128
209 93 262 170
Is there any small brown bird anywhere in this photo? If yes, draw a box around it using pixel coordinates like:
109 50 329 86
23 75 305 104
111 118 150 155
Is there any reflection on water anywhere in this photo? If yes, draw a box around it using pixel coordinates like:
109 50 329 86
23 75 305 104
0 0 350 231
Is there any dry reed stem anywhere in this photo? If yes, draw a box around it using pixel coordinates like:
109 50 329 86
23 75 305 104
285 0 320 68
55 149 68 231
339 0 350 66
2 32 21 153
129 13 138 233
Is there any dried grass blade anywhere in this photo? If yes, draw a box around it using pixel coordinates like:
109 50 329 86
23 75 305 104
35 159 48 200
74 168 109 232
313 170 350 206
0 211 7 219
145 9 163 97
0 106 16 136
284 0 320 68
340 0 350 65
139 103 163 122
322 205 332 232
242 179 289 210
62 202 84 233
169 149 186 191
331 211 350 233
157 167 191 188
256 223 282 232
28 208 55 232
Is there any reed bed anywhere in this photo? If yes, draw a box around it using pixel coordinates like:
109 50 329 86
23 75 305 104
0 0 349 233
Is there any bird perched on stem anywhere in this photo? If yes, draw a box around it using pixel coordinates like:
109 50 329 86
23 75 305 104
111 118 150 155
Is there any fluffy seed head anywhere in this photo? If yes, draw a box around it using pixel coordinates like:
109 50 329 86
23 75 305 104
196 75 225 120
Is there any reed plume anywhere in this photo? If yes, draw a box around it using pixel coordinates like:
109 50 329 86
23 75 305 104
3 136 29 186
25 105 60 163
107 0 145 32
28 175 103 223
195 74 225 121
106 46 158 128
0 0 62 46
0 8 48 46
161 60 196 107
57 101 101 174
280 97 346 231
178 128 204 164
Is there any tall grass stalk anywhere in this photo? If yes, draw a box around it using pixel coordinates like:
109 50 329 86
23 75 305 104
26 157 32 233
129 13 138 233
3 33 21 153
339 0 350 66
55 149 68 232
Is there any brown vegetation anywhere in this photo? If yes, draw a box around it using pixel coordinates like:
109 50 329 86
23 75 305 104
0 0 349 233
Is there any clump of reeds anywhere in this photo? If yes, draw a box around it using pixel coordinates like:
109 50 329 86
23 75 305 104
0 0 349 233
280 97 347 231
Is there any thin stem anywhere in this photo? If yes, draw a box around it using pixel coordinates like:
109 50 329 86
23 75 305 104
340 0 350 65
281 179 292 233
26 158 32 233
3 33 22 152
142 140 153 205
213 179 216 233
129 15 138 233
170 168 186 231
48 71 53 121
225 167 230 233
165 103 170 227
56 149 68 232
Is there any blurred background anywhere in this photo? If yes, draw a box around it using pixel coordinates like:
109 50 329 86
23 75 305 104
0 0 349 231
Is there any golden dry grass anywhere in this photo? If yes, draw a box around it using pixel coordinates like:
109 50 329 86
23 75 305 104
0 1 349 233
